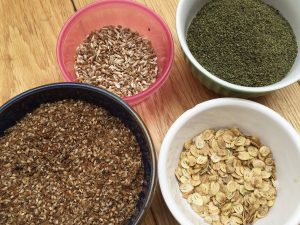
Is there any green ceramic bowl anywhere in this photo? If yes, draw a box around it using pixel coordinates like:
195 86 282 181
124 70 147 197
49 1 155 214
176 0 300 97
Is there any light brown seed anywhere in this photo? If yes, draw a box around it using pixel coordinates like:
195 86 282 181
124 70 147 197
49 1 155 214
74 26 158 97
175 128 277 225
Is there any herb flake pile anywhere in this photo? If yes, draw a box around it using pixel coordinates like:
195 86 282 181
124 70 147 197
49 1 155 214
187 0 298 87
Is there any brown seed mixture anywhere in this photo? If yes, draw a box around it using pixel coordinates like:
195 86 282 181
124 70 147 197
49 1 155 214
176 128 277 225
75 25 158 97
0 100 144 225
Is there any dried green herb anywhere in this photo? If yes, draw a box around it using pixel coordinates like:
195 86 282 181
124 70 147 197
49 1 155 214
187 0 298 87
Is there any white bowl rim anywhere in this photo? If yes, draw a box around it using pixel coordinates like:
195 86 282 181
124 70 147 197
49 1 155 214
158 98 300 225
176 0 300 93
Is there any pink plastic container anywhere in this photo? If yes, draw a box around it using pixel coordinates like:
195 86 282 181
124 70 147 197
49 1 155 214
56 0 174 105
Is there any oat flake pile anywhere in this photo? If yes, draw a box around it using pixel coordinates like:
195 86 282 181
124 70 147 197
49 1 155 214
75 25 158 97
0 100 144 225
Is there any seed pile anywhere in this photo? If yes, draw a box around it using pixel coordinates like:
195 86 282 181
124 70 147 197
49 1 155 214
187 0 298 87
0 100 144 225
175 128 277 225
75 25 158 97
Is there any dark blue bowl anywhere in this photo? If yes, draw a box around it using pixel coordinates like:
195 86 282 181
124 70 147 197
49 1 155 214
0 82 157 225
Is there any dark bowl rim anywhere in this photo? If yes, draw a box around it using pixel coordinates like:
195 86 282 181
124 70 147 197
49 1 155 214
0 82 157 225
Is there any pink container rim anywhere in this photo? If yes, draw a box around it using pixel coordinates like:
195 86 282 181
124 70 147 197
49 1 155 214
56 0 174 104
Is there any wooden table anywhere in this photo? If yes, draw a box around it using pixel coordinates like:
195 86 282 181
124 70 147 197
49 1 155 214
1 0 300 224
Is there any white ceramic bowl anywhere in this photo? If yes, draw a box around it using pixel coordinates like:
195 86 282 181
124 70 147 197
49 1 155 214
159 98 300 225
176 0 300 97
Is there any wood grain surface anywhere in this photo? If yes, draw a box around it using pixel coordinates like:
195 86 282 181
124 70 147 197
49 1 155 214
0 0 300 225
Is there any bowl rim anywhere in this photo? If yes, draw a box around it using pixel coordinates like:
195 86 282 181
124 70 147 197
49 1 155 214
158 97 300 225
56 0 174 104
0 82 158 225
176 0 300 93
